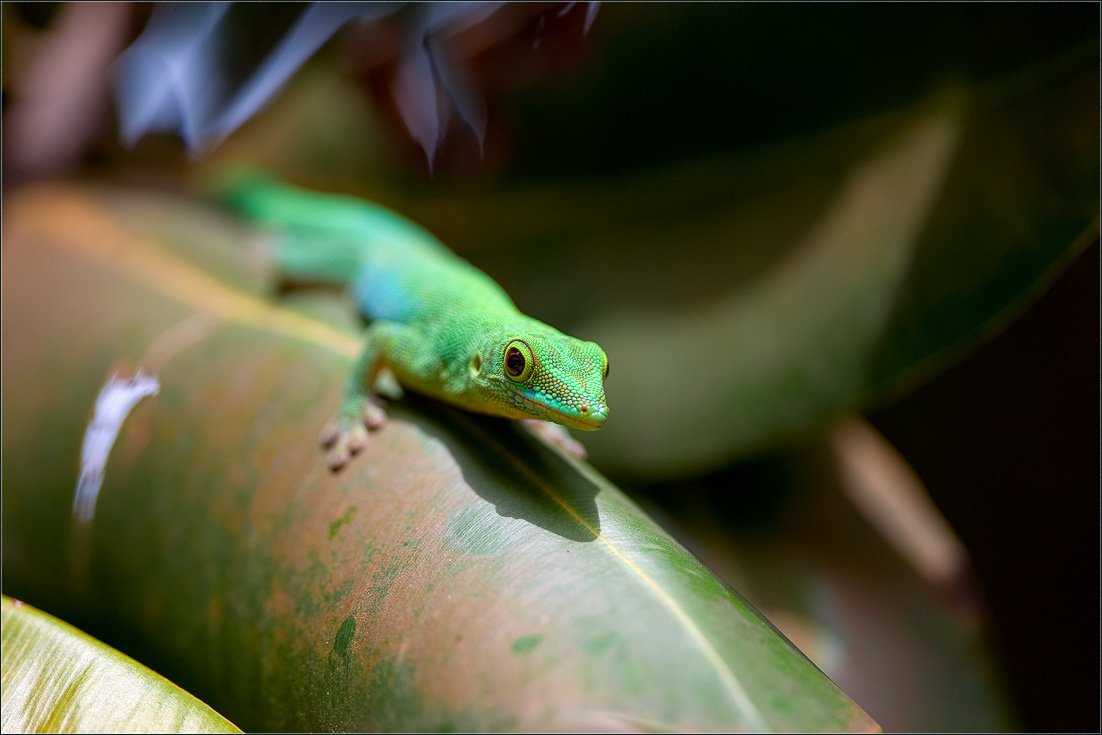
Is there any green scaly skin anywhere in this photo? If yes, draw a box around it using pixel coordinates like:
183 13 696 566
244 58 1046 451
215 172 609 470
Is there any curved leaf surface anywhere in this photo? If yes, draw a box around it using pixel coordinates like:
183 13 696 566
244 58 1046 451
1 185 877 732
1 596 239 734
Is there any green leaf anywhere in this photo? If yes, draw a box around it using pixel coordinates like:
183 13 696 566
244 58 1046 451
575 99 970 476
1 596 240 734
1 185 877 732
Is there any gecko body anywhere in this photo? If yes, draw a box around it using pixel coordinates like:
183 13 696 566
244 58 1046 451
217 174 609 469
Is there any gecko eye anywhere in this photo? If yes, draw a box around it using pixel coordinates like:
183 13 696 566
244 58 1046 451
504 341 533 382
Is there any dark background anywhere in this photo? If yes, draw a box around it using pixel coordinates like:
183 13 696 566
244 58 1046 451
870 240 1099 732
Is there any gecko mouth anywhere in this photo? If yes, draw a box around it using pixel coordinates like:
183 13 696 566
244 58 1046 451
517 392 607 430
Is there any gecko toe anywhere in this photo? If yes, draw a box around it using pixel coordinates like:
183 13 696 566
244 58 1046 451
363 400 386 430
319 397 387 469
326 448 350 472
346 424 369 453
326 429 365 471
319 423 340 448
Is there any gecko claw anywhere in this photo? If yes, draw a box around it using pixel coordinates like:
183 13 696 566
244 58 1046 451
319 396 388 471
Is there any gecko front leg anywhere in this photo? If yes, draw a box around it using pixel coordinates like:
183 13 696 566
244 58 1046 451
320 324 391 471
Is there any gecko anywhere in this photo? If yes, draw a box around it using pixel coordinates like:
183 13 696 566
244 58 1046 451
214 172 609 470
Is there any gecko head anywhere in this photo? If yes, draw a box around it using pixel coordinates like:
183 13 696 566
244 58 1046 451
472 329 609 430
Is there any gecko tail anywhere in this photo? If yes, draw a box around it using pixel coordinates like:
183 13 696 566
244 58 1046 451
197 166 327 227
198 167 425 236
199 168 450 284
196 166 275 205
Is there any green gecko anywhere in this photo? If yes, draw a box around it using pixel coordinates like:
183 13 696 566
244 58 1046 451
215 172 609 470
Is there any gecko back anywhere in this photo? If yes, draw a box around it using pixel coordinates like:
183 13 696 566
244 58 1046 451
208 169 515 322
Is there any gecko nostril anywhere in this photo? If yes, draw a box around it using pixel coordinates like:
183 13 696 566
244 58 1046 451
580 404 588 413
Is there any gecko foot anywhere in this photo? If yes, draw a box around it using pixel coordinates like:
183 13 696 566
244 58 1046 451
521 419 588 461
319 397 387 471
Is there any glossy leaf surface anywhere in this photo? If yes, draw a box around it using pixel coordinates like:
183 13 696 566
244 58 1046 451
1 185 877 732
